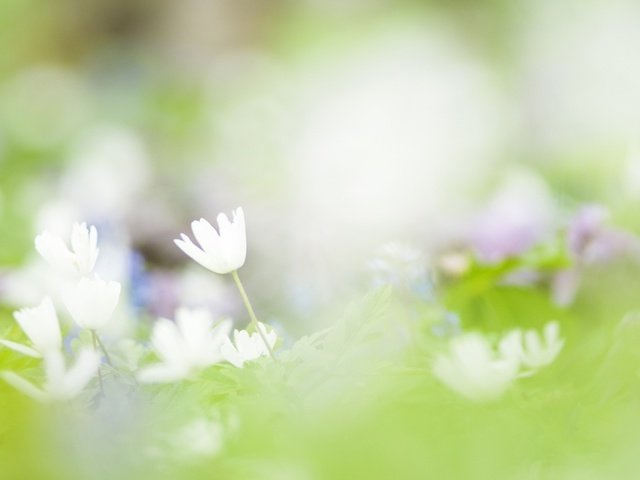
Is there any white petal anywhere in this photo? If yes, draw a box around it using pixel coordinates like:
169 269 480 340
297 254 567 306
216 212 233 238
1 371 48 402
544 321 560 343
13 296 61 353
174 236 224 273
201 318 234 365
232 207 245 227
43 351 67 395
175 210 247 274
64 277 120 330
0 339 41 358
176 308 214 352
233 330 255 354
218 211 245 272
524 330 543 355
61 349 100 398
212 318 233 342
151 318 186 365
35 231 75 274
257 322 278 349
433 333 518 401
220 337 244 368
230 207 247 267
191 219 221 253
498 330 523 365
70 222 99 274
70 222 87 253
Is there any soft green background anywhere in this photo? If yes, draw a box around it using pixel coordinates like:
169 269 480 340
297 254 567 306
2 1 640 479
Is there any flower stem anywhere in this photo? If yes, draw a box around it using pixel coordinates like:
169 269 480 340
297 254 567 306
231 270 274 358
93 331 113 366
91 330 105 397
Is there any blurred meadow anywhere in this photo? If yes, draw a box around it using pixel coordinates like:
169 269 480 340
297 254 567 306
2 0 640 479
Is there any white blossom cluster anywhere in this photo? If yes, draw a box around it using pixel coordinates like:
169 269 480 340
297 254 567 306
1 206 564 409
0 208 279 401
433 322 564 402
1 222 117 401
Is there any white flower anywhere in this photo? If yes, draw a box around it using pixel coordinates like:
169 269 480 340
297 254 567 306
220 322 277 368
433 323 565 401
433 333 520 402
137 309 232 383
0 297 61 357
35 222 99 276
63 276 121 330
519 321 564 370
1 349 100 402
174 208 246 274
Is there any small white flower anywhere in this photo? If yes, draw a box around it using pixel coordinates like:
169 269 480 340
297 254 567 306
0 297 61 357
433 333 520 402
137 309 232 383
1 349 100 402
174 208 246 275
434 323 565 401
519 321 564 370
35 222 99 276
220 322 277 368
63 276 121 330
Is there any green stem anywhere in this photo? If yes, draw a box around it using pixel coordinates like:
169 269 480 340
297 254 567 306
91 330 105 397
231 270 274 358
93 331 113 366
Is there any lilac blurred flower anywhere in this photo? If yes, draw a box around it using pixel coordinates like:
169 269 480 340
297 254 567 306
553 205 640 306
567 205 633 262
469 171 556 263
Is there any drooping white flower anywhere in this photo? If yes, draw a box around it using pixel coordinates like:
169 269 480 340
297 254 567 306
220 322 277 368
174 208 246 275
63 276 121 330
137 309 232 383
35 222 99 276
0 297 61 358
433 333 521 402
1 349 100 402
518 321 564 370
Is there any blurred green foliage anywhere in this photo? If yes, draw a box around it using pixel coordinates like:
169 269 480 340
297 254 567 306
0 259 638 479
2 0 640 478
